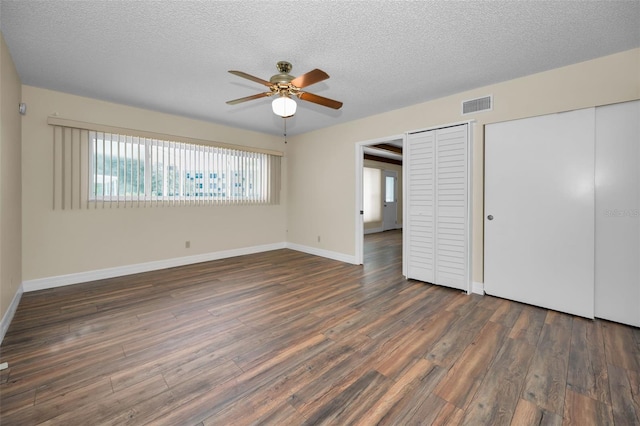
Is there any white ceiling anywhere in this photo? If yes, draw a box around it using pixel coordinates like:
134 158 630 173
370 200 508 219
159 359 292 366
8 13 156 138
1 1 639 136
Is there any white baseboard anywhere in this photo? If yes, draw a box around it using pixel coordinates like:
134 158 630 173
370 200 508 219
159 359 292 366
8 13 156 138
22 242 287 292
21 241 358 293
364 227 384 235
1 283 23 345
364 226 403 235
286 243 358 265
472 281 485 295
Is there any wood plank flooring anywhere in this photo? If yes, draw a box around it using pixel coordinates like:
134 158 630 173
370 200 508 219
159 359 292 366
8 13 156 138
1 230 639 425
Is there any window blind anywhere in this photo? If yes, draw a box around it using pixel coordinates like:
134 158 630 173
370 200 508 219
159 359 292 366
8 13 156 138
49 118 281 210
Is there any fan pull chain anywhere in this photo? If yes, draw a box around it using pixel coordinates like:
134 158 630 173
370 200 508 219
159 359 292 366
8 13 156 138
283 117 288 144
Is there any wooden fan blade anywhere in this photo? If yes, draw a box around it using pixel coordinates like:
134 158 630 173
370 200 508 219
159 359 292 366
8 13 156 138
298 92 343 109
226 92 271 105
228 70 272 87
291 69 329 88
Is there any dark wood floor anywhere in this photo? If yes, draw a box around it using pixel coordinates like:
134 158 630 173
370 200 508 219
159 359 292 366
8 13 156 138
1 230 639 425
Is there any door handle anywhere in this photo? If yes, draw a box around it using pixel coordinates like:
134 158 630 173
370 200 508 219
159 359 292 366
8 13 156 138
487 215 494 220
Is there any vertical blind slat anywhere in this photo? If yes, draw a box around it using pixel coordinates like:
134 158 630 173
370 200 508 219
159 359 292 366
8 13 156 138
52 126 56 210
70 129 74 209
61 128 66 210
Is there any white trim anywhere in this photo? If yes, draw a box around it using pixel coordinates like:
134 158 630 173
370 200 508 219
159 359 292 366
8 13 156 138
472 281 485 295
1 283 24 344
406 119 476 136
22 243 286 292
364 227 384 235
355 143 364 265
466 122 474 295
286 243 358 265
401 134 408 277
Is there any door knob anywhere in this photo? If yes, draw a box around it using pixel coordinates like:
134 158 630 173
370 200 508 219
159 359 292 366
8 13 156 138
487 215 494 220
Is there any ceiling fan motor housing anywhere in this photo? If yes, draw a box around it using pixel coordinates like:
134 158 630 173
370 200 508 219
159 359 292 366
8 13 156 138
270 61 295 85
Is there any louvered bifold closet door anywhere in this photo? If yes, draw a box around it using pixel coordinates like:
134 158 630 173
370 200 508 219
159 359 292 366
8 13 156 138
406 131 436 283
405 124 470 292
434 125 469 290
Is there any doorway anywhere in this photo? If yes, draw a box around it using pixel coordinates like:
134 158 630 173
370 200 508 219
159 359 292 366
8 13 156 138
355 135 404 265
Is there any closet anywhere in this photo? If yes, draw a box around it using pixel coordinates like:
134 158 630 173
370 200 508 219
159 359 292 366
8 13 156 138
485 100 639 326
404 123 471 292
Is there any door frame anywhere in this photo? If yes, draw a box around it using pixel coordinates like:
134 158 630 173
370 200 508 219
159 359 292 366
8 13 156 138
355 134 405 266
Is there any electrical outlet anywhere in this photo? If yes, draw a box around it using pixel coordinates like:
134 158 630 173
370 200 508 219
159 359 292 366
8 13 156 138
317 235 321 243
185 241 190 249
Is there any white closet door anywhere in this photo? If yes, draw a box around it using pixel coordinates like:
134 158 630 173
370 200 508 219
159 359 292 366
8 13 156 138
405 124 470 291
406 131 435 283
595 100 640 327
485 109 595 318
435 125 469 290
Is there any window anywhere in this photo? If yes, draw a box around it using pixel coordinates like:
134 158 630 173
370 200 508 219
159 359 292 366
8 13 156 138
89 132 275 204
48 118 281 210
363 167 382 223
385 175 395 203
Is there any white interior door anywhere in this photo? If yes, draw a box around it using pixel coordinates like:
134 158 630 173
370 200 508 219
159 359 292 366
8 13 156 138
595 100 640 327
434 125 470 291
484 109 595 318
405 124 470 292
406 131 436 283
383 170 398 231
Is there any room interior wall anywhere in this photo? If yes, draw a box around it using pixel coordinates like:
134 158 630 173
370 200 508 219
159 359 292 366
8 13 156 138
287 48 640 283
0 32 23 329
12 48 640 293
21 86 288 282
363 159 403 232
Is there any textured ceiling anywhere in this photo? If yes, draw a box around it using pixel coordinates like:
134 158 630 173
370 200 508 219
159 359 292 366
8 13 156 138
1 1 639 136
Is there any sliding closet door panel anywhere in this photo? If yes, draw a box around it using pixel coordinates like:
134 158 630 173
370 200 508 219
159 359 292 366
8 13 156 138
595 100 640 327
435 125 469 290
406 131 435 283
485 109 595 318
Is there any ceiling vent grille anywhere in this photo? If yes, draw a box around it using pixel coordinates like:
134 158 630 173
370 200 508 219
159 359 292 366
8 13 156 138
462 95 492 115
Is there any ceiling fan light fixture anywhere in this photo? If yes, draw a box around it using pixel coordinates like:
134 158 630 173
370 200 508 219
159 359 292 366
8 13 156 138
272 95 297 118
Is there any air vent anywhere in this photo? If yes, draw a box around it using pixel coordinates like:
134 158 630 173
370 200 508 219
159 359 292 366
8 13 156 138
462 95 492 115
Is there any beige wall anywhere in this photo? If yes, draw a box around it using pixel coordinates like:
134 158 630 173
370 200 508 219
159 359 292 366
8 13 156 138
21 86 287 281
13 48 640 287
0 32 23 319
363 159 403 232
288 48 640 282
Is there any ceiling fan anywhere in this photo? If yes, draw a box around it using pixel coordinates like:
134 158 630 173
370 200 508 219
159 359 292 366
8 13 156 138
226 61 343 117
